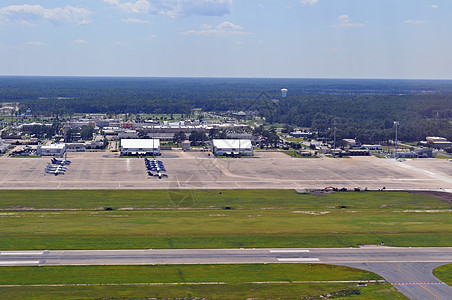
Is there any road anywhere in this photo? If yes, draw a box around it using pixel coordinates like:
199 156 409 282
1 247 451 299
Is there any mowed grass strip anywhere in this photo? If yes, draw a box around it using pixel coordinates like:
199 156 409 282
0 282 406 300
0 190 448 210
0 264 382 285
0 265 406 299
0 209 450 249
0 190 450 249
433 264 452 285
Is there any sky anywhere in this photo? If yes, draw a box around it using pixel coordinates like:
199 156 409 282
0 0 451 79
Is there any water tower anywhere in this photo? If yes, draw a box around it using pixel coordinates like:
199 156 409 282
281 88 288 98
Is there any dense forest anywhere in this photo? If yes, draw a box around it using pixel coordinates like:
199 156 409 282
1 76 451 143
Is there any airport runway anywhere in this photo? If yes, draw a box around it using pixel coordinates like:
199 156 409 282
1 247 451 300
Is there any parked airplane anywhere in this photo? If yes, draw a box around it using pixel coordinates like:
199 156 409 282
51 157 71 165
145 159 166 171
45 164 67 175
147 171 168 179
144 158 164 165
146 164 166 172
46 163 68 171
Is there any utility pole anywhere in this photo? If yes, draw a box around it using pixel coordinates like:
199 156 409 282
394 121 399 159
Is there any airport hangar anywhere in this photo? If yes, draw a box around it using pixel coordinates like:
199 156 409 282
211 139 253 156
120 139 160 156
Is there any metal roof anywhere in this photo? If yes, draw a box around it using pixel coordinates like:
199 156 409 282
212 139 252 149
121 139 160 149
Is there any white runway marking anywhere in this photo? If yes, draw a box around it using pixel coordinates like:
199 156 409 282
0 261 40 265
126 159 131 172
270 250 310 253
1 252 44 255
277 258 319 262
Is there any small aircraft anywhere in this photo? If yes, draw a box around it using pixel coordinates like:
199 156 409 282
147 171 168 179
144 158 164 165
145 159 166 171
51 157 71 165
146 164 166 172
46 163 68 170
45 164 67 175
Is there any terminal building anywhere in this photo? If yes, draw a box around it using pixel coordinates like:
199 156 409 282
37 143 67 157
120 139 160 156
211 139 253 156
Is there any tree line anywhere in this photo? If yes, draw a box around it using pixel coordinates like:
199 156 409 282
2 77 451 144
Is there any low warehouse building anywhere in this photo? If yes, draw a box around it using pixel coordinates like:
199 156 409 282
120 139 160 156
37 143 67 157
211 139 253 156
0 138 10 153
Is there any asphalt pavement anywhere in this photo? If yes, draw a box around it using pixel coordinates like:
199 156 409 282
1 247 451 300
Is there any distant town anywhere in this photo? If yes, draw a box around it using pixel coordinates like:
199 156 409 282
1 102 451 160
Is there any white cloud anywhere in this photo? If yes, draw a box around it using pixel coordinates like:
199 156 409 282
180 21 251 36
103 0 151 14
103 0 232 17
301 0 319 5
121 17 149 23
72 39 87 44
430 4 438 8
334 14 365 27
24 41 47 46
405 19 425 24
216 21 242 30
0 4 92 25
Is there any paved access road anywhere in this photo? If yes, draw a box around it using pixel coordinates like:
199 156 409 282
1 247 451 300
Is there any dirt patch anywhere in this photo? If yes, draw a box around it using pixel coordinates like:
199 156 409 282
408 191 452 205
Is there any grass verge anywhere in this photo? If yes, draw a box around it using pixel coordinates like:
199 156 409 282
0 282 405 300
0 264 406 299
0 190 450 249
433 264 452 285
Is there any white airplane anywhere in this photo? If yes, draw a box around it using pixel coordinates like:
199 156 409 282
51 157 71 165
46 163 68 171
147 171 168 179
45 164 66 175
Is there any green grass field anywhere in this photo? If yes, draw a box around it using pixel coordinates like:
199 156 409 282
2 189 447 299
433 264 452 285
0 264 406 299
0 190 448 210
0 190 450 250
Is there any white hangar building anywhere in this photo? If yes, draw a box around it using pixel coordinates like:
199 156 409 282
120 139 160 156
211 139 253 156
37 143 67 157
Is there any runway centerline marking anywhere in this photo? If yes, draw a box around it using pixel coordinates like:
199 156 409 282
270 250 310 253
277 258 319 262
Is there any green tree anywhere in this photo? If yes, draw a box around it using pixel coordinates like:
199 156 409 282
80 125 94 141
189 130 207 146
173 131 187 144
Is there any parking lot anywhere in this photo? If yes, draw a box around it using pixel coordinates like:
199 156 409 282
0 151 451 191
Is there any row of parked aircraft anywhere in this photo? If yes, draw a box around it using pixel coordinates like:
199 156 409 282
45 157 72 175
145 158 168 179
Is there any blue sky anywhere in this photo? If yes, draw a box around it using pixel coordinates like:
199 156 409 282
0 0 451 78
